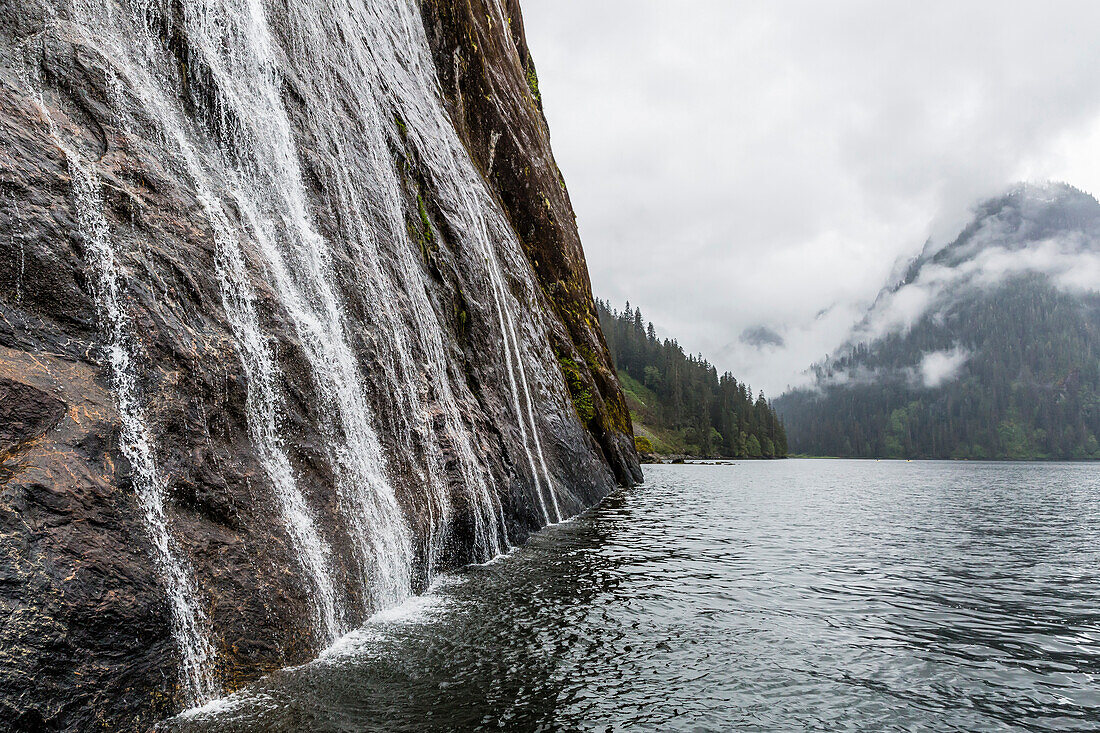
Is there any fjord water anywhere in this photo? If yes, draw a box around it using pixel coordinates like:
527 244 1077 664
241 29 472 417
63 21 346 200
168 460 1100 731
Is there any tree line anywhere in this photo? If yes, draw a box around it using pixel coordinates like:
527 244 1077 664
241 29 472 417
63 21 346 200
776 276 1100 459
597 299 787 458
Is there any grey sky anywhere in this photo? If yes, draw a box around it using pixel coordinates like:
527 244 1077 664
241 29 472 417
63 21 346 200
520 0 1100 395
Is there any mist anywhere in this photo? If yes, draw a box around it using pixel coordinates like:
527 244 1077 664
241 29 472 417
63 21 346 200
522 0 1100 395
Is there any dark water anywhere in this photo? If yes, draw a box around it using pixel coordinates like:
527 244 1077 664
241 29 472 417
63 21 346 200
167 460 1100 732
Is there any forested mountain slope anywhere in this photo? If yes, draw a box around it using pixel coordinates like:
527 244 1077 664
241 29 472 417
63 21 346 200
597 301 787 458
777 183 1100 460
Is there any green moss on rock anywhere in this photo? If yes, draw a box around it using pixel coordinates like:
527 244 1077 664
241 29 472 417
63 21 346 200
558 356 595 424
525 60 541 105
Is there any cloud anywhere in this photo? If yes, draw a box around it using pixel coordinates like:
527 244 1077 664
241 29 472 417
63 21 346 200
807 345 969 392
521 0 1100 394
920 347 970 388
815 363 893 390
857 233 1100 342
740 325 785 348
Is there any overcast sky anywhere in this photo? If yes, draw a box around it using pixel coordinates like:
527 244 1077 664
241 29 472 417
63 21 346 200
520 0 1100 395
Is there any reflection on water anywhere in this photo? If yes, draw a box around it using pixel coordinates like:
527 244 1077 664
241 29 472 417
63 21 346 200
166 460 1100 731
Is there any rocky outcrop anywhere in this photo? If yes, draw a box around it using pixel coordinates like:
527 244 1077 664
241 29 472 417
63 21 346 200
0 0 639 729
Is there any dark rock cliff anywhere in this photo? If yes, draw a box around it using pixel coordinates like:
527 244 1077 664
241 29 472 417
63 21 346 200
419 0 640 487
0 0 640 729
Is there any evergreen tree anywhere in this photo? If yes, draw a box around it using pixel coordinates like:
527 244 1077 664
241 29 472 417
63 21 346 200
776 276 1100 460
596 300 787 458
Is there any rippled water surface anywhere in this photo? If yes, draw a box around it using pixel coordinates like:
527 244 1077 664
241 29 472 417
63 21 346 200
168 460 1100 731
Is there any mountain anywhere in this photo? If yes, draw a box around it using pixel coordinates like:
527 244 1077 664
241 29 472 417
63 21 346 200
597 300 788 459
776 182 1100 460
0 0 639 728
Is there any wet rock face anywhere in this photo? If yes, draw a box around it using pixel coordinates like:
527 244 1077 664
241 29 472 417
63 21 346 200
0 0 638 729
419 0 642 488
0 378 65 459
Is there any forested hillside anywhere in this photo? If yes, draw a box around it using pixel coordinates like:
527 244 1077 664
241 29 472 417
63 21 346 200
777 183 1100 460
597 301 787 458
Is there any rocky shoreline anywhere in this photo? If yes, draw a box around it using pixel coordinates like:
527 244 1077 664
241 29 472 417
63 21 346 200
638 454 788 464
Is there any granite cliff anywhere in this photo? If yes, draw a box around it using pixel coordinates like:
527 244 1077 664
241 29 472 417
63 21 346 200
0 0 640 728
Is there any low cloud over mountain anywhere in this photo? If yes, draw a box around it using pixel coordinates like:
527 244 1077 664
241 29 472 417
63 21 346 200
776 183 1100 460
740 326 786 349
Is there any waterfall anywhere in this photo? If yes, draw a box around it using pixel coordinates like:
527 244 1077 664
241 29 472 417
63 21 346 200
277 0 568 536
26 74 219 702
325 154 508 567
361 0 567 523
276 2 511 565
208 195 347 643
69 154 219 706
60 0 350 654
148 0 415 612
26 0 581 702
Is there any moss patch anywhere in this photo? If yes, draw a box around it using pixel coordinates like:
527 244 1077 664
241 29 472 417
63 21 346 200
406 192 440 271
417 193 433 242
558 356 595 424
525 60 541 105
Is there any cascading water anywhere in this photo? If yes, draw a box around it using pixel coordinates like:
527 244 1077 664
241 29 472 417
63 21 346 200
188 0 573 564
168 0 416 612
277 3 511 564
283 0 571 539
19 0 589 706
68 153 219 707
324 154 507 568
208 195 347 643
25 77 219 702
358 0 569 523
58 0 350 650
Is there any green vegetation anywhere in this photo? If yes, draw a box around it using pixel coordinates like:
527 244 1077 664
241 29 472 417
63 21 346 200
777 276 1100 460
407 192 438 268
416 193 433 243
525 60 541 105
778 184 1100 460
558 355 596 424
598 300 787 458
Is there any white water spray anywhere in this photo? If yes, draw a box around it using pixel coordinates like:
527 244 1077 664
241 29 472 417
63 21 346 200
29 81 220 701
26 0 585 699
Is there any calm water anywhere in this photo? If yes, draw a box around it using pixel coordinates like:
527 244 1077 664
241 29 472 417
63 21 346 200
167 460 1100 732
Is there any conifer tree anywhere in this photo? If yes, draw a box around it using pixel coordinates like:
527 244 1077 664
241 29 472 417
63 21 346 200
596 300 787 457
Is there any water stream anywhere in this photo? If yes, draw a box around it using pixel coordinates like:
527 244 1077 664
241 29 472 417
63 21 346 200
29 0 577 701
26 82 220 702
